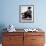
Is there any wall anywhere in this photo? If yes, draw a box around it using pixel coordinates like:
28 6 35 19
0 0 46 29
0 0 46 44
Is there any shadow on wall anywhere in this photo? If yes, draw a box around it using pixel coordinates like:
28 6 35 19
0 24 7 43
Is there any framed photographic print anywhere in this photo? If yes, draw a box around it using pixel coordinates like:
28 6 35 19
19 5 34 23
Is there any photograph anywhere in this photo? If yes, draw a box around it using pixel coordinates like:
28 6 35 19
19 5 34 23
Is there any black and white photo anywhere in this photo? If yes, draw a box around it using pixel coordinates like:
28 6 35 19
19 5 34 23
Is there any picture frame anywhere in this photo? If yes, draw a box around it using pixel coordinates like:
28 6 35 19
19 5 34 23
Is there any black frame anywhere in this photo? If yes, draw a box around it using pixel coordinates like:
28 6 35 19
19 5 34 23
